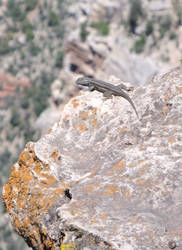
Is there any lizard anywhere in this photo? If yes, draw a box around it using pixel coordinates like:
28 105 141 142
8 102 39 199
76 77 139 118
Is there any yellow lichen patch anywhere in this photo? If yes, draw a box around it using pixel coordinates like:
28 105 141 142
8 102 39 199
51 151 59 159
21 170 33 185
40 196 57 212
39 174 56 187
55 188 64 195
26 157 35 167
34 161 43 174
120 126 127 133
169 137 176 143
104 184 118 196
2 145 67 250
43 238 55 249
77 123 87 132
112 160 126 171
91 107 98 129
19 151 31 163
60 242 77 250
79 110 89 119
71 99 79 108
13 214 24 231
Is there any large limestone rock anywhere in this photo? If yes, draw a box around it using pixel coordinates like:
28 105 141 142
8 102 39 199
2 67 182 249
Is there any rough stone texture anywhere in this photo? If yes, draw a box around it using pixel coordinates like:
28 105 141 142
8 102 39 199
2 67 182 249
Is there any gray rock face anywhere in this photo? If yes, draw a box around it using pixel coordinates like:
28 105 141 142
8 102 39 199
35 67 182 249
103 50 158 85
3 67 182 249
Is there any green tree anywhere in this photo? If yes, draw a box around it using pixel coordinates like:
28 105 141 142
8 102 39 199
10 107 21 127
172 0 182 25
55 51 64 68
25 0 38 12
80 22 89 42
21 19 34 41
7 0 25 22
90 21 109 36
128 0 143 34
145 20 153 36
48 11 59 26
134 35 146 53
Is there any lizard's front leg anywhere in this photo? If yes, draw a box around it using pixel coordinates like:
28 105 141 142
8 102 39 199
89 84 95 91
103 91 112 98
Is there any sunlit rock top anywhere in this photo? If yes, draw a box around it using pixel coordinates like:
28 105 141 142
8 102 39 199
3 67 182 249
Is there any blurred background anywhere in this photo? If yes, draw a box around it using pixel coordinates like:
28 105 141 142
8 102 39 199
0 0 181 249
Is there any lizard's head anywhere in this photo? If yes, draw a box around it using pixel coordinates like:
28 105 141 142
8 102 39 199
76 77 91 86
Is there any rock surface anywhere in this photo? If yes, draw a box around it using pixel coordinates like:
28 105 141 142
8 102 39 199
2 67 182 249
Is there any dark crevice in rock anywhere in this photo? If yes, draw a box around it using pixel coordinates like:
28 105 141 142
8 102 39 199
70 63 78 72
64 188 72 200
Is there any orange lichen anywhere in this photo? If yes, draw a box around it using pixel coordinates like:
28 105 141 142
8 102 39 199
77 123 87 132
111 226 118 232
128 217 138 223
176 86 182 92
88 167 99 178
63 114 70 120
51 151 59 159
169 137 176 143
55 188 64 195
91 219 97 224
19 151 31 163
82 185 95 195
168 230 182 237
137 163 152 177
124 189 131 197
39 174 56 186
135 178 147 185
112 160 126 171
48 128 52 134
34 161 43 174
120 126 127 133
104 184 118 196
129 159 146 168
2 145 66 249
99 213 107 222
91 107 98 129
79 110 89 119
72 98 79 108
